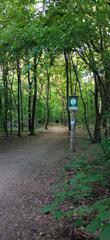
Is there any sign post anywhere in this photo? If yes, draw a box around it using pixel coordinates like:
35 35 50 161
68 96 78 153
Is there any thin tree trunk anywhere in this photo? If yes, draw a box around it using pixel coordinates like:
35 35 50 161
62 98 66 125
30 55 37 135
8 72 14 135
3 64 8 137
69 58 73 95
103 63 110 138
45 69 50 130
74 47 102 142
0 95 5 131
64 50 71 131
93 73 101 142
16 58 21 137
78 78 94 143
27 63 32 132
20 80 24 131
71 58 94 142
9 87 13 135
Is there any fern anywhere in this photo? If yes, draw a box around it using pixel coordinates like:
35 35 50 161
99 223 110 240
41 140 110 240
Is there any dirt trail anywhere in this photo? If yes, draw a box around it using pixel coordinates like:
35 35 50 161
0 126 69 240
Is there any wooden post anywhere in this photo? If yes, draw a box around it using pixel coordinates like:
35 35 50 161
70 111 76 153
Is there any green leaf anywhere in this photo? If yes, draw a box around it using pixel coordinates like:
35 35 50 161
74 218 84 227
41 203 58 214
86 217 101 233
99 223 110 240
64 210 74 218
93 198 110 211
54 210 63 220
99 210 110 221
55 191 67 202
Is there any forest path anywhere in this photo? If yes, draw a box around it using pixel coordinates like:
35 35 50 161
0 126 69 240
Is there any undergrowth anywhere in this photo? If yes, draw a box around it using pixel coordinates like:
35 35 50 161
41 139 110 240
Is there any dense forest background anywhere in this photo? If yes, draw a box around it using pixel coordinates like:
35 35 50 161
0 0 110 143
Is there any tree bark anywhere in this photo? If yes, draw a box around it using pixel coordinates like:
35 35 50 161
9 80 13 135
30 55 37 135
64 50 71 131
0 93 5 131
16 58 21 137
27 62 32 132
103 60 110 138
93 73 101 142
71 57 94 142
3 63 8 137
45 69 50 130
20 78 24 131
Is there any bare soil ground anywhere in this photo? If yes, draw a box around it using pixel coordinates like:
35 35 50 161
0 126 69 240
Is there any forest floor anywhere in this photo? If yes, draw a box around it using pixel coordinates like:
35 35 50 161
0 125 73 240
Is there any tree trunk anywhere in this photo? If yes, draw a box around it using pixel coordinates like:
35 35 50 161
3 64 8 137
27 63 32 132
103 62 110 138
45 69 50 130
20 79 24 131
30 55 37 135
93 73 101 143
64 50 71 131
61 98 66 125
71 57 93 142
9 86 13 135
16 58 21 137
69 58 73 95
78 78 94 143
0 95 5 131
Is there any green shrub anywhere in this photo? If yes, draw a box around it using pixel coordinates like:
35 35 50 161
41 140 110 239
